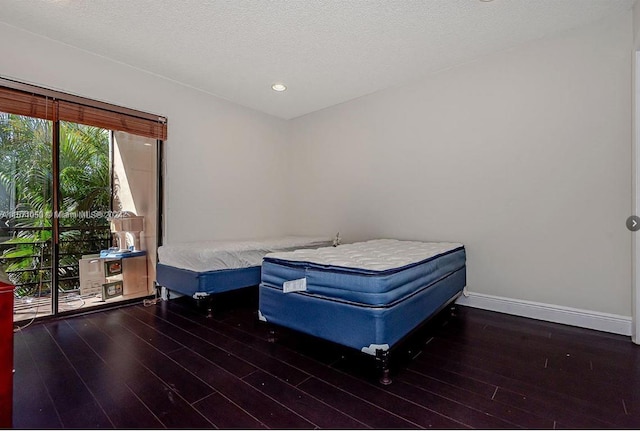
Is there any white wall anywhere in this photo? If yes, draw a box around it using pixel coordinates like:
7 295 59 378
632 2 640 340
0 13 633 319
0 22 290 244
288 13 633 317
634 2 640 48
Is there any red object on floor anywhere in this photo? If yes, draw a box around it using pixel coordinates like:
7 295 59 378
0 282 13 428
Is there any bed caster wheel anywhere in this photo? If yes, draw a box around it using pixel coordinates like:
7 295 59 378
379 370 392 386
267 329 277 343
450 305 458 318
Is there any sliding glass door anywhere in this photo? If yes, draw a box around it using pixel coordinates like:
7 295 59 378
0 79 165 322
0 113 54 320
2 119 161 320
0 115 115 319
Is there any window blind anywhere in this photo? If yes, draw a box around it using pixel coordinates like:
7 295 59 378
0 86 54 121
58 101 167 140
0 78 167 140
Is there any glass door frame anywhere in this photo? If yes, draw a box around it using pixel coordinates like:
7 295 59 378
51 107 60 315
0 77 166 322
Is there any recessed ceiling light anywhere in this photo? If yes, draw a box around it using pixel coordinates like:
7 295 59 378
271 83 287 92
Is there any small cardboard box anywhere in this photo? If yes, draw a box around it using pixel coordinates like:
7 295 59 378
102 280 123 301
104 259 122 277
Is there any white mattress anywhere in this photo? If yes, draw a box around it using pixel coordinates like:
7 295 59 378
264 239 463 272
158 236 333 272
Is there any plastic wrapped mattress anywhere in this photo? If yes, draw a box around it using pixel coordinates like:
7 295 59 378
158 236 333 272
156 236 333 298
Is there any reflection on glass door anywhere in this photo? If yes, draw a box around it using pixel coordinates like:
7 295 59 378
56 128 158 311
111 131 158 296
0 113 54 320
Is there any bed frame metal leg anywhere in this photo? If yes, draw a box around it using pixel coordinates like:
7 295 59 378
195 296 215 318
450 304 458 318
205 297 214 319
267 327 277 343
376 349 392 385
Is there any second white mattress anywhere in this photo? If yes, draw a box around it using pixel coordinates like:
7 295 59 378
158 236 333 272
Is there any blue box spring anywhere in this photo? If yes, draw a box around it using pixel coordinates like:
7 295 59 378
156 263 261 298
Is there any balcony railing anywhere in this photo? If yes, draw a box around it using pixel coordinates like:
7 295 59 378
1 225 112 298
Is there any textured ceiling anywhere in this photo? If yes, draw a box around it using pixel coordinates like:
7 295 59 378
0 0 635 119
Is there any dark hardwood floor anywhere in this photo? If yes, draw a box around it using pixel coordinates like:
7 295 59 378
11 288 640 429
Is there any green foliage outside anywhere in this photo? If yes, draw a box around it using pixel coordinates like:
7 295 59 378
0 114 112 298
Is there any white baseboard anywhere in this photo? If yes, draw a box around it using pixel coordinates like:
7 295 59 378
456 291 632 336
